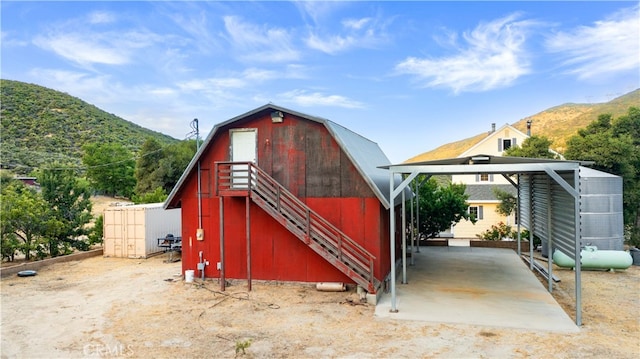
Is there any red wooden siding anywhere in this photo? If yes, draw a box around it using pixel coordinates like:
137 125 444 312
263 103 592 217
176 109 392 286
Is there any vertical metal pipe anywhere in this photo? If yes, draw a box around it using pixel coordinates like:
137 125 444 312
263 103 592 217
219 196 225 291
197 161 202 229
410 182 415 266
574 167 582 326
529 174 534 270
517 174 521 256
246 196 251 291
546 176 553 293
389 173 398 312
402 189 407 284
415 180 420 253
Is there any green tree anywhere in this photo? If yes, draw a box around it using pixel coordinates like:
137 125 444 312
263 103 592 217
414 176 474 239
1 233 20 262
0 182 58 260
565 108 640 246
156 140 196 193
134 139 195 197
39 167 94 256
132 186 168 204
82 143 136 197
1 173 22 261
505 135 557 159
135 138 164 195
88 214 104 245
493 187 517 216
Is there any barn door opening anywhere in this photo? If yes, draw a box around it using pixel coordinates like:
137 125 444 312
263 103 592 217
230 129 257 188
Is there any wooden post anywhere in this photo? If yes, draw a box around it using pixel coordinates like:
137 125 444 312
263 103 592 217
246 196 252 291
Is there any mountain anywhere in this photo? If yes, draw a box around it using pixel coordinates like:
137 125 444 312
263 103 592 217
1 79 178 174
406 89 640 162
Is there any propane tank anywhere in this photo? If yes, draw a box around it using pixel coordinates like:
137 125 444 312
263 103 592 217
553 246 633 270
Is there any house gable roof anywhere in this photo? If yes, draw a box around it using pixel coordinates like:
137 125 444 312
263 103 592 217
165 104 397 209
465 184 516 201
458 123 529 158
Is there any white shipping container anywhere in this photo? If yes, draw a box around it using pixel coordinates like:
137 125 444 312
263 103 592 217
103 203 181 258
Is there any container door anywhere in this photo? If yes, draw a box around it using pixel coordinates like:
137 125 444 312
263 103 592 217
110 209 125 257
117 210 126 257
125 208 143 258
230 129 257 188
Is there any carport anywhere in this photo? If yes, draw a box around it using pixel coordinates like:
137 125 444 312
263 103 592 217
374 246 579 332
382 155 590 326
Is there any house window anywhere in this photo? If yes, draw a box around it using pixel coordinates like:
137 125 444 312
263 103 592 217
475 174 494 182
502 139 512 151
469 205 484 220
498 138 517 152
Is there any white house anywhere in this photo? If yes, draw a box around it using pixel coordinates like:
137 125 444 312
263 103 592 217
447 123 530 238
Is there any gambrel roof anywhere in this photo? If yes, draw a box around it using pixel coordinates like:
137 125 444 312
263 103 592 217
166 104 404 210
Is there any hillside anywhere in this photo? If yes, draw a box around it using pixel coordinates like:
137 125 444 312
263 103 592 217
0 79 178 174
407 89 640 162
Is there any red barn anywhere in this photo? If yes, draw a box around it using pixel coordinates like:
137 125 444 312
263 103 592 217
165 105 403 295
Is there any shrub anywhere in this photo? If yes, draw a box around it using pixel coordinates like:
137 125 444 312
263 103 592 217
476 222 513 241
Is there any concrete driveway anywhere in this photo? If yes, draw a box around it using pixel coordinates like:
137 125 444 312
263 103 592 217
375 246 579 333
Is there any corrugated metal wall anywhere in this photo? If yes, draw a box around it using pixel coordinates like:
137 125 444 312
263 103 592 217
519 167 624 260
531 174 550 248
518 174 531 229
550 172 577 258
520 172 577 260
580 170 624 250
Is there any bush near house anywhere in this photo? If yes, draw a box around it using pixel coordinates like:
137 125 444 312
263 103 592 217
476 222 513 241
476 223 542 250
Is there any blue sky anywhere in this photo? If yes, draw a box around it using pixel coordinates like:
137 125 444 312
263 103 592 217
2 1 638 163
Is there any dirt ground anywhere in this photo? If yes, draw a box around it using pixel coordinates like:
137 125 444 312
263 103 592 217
1 250 638 359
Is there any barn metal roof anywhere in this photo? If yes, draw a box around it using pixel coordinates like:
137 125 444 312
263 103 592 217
165 104 402 210
323 120 403 209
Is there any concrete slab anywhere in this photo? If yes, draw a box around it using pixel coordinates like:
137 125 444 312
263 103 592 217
375 246 579 333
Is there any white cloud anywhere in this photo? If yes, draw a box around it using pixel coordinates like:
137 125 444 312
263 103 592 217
545 5 640 79
177 77 246 92
148 87 176 96
343 18 372 30
242 68 278 82
1 31 29 47
34 33 129 66
295 1 348 25
306 16 389 54
223 16 300 63
167 11 219 54
88 11 116 25
279 89 364 109
395 13 534 94
27 68 124 104
33 29 166 68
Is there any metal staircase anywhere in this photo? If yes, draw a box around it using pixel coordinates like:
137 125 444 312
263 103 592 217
215 161 378 293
